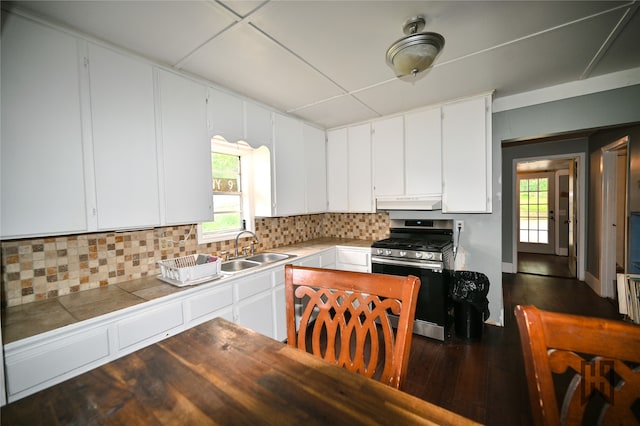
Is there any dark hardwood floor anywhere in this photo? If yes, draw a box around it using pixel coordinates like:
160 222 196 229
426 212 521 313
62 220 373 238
402 272 624 425
517 252 574 278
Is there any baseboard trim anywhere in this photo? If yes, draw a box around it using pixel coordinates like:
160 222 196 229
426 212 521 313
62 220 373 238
502 262 515 273
584 271 602 295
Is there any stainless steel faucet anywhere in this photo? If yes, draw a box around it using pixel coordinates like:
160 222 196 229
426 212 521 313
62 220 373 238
234 230 259 258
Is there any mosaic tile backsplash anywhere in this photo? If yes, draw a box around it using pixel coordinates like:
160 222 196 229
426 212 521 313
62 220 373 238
1 213 389 307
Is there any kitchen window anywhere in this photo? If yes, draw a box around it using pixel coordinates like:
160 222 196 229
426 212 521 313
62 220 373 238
197 137 256 244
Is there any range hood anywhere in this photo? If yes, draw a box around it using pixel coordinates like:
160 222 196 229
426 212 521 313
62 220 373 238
376 195 442 211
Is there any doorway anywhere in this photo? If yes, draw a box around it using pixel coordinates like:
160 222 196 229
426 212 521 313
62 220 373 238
512 153 585 280
600 136 629 298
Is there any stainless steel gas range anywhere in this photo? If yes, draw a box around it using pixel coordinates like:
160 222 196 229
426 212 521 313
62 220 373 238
371 219 454 341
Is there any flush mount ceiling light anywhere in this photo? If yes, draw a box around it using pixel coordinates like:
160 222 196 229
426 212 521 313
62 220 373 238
386 16 445 78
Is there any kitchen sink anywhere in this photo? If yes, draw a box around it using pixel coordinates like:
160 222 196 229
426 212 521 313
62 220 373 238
221 252 296 275
246 252 293 263
221 259 261 273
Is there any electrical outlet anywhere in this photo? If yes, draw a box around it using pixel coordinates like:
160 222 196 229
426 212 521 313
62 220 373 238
160 237 173 249
455 220 464 232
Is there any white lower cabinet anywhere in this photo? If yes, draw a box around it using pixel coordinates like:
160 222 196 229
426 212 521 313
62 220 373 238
117 304 184 351
234 270 275 338
4 327 110 401
1 248 341 404
186 282 233 326
335 246 371 272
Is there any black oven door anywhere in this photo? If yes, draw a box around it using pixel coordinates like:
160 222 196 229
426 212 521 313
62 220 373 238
371 259 449 329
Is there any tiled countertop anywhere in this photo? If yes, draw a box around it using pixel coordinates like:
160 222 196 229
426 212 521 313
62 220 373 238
1 238 372 344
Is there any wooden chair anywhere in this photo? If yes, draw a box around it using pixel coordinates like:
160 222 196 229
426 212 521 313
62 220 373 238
284 265 420 389
514 305 640 425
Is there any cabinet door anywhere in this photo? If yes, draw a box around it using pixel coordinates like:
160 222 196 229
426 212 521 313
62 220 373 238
372 116 404 197
405 107 442 196
236 292 274 338
304 124 327 213
157 70 212 225
442 95 491 213
245 102 273 150
273 285 286 341
273 113 305 216
348 123 374 212
208 87 244 143
1 15 87 238
273 267 287 342
88 44 160 230
326 128 349 212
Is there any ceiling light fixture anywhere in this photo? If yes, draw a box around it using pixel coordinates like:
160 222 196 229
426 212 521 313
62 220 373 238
386 16 445 78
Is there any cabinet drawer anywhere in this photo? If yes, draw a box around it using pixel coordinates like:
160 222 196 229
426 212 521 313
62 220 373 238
5 328 110 397
236 271 273 300
117 304 183 350
187 283 233 322
337 249 369 266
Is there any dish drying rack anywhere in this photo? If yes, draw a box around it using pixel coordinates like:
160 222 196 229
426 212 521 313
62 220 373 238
157 254 221 287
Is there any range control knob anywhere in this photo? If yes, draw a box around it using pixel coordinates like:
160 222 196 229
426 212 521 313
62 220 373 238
424 252 434 260
414 252 423 259
376 248 384 255
399 251 407 257
384 249 392 256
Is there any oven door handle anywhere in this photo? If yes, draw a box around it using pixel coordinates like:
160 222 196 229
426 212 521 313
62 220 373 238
371 256 443 273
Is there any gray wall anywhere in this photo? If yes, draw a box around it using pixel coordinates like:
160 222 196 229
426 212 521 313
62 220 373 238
496 84 640 276
586 124 640 278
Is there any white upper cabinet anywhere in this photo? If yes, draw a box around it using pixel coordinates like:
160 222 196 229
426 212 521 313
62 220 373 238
88 43 160 230
372 116 404 197
405 107 442 196
442 94 492 213
245 102 273 149
326 128 349 212
303 124 327 214
273 113 305 216
157 70 212 225
348 123 374 213
326 124 373 213
1 15 87 239
207 87 244 143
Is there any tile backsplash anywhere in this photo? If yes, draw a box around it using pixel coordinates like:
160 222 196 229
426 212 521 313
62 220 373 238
1 213 389 307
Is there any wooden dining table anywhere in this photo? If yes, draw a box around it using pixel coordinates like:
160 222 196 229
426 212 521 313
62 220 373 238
2 317 480 425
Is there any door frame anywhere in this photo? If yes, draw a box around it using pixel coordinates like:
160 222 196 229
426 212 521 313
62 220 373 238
555 169 569 256
512 153 586 280
600 136 629 298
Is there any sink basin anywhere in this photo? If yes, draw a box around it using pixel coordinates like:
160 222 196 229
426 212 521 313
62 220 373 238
221 259 261 273
246 252 293 263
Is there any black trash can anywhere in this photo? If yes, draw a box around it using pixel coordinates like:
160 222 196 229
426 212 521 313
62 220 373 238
449 270 490 341
454 300 484 340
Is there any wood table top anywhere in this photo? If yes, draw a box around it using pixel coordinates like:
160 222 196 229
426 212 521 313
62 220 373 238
2 317 481 425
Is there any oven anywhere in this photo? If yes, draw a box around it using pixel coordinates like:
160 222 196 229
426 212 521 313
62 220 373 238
371 219 454 341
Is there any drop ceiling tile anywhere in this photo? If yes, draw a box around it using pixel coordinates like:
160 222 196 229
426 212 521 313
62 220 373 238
219 0 267 18
292 95 381 129
180 24 343 112
354 8 627 117
14 1 236 66
250 1 434 91
248 1 625 93
591 9 640 76
422 1 627 64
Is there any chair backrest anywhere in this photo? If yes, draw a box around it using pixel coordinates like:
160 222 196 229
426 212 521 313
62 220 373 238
284 265 420 389
514 305 640 425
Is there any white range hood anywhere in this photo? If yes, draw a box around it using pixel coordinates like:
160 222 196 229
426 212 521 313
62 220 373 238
376 195 442 211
